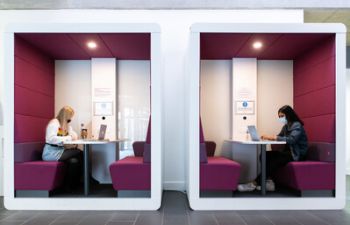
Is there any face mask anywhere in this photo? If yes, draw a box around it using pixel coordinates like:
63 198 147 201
67 119 71 123
278 116 287 125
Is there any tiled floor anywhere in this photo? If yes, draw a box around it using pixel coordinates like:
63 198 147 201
1 177 349 225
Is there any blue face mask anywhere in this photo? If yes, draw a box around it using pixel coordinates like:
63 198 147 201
278 116 287 125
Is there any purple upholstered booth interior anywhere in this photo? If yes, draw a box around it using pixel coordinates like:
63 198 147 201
199 119 241 191
14 36 66 192
273 36 336 192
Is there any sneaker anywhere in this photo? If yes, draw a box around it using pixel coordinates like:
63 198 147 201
256 180 276 192
238 182 256 192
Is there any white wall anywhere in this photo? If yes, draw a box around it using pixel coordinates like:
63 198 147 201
200 60 293 154
200 60 231 155
257 60 294 136
55 60 92 133
347 69 350 175
0 10 304 193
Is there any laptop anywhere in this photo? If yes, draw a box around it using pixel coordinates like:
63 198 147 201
247 125 260 141
82 124 107 141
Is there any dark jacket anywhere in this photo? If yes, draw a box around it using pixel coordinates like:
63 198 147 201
276 121 308 161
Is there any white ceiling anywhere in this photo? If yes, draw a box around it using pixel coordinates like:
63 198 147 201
304 9 350 45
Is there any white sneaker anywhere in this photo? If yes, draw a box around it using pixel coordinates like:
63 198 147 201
256 180 276 192
238 182 256 192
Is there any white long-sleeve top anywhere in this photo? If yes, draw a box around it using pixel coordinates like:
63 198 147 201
45 118 78 146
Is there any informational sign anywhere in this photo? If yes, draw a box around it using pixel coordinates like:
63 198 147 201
94 101 113 116
235 100 255 115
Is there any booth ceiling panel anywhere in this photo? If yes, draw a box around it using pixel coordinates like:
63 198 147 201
16 33 150 60
200 33 334 60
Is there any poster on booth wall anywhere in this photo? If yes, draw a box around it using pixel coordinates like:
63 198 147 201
235 101 255 115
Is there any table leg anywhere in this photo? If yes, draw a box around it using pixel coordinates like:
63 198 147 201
261 144 266 195
83 144 89 196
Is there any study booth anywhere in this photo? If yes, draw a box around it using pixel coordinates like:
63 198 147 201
186 23 347 210
3 23 162 210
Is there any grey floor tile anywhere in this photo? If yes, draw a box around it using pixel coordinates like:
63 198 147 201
109 212 138 222
77 214 112 225
241 215 273 225
214 211 245 224
134 214 162 225
106 222 134 225
0 222 24 225
263 214 302 225
188 212 217 225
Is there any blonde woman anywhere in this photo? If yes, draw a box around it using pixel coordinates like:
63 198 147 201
42 106 82 190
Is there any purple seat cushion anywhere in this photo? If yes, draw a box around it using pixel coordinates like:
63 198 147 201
200 143 208 163
132 141 145 157
200 157 241 191
15 161 66 191
274 161 335 190
110 157 150 190
143 143 151 163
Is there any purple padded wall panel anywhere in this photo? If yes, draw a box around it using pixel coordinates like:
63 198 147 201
294 86 335 119
15 36 54 74
303 114 335 143
293 57 335 97
15 57 54 97
14 115 49 143
15 36 54 144
15 85 54 119
294 37 335 143
293 37 335 74
14 142 45 163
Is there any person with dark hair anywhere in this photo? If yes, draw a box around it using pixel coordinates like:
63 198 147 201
238 105 308 192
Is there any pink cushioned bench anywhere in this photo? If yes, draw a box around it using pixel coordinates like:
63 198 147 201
15 142 66 197
273 142 335 196
200 140 241 192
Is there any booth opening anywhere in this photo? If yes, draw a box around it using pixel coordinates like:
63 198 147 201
199 32 336 198
14 33 152 198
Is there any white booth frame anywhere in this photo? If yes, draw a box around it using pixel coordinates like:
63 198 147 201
186 23 347 210
3 23 162 210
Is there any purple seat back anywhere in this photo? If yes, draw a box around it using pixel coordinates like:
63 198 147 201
143 117 151 162
199 119 208 163
205 141 216 156
271 142 335 162
15 142 44 163
133 141 145 157
306 142 335 162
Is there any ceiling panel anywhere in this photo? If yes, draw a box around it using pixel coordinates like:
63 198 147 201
200 33 334 60
15 33 151 60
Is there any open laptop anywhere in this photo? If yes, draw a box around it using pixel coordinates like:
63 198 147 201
82 124 107 141
247 125 261 141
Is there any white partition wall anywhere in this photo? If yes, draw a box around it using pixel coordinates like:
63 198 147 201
3 23 162 210
187 23 347 210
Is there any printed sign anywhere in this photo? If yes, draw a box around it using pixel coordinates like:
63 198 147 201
235 101 255 115
94 102 113 116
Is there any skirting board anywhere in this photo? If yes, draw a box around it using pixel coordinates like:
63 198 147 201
163 181 185 191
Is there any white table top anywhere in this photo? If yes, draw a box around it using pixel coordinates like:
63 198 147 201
64 139 127 145
225 139 286 145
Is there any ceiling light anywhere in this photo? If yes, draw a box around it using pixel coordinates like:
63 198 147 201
252 41 263 49
87 41 97 49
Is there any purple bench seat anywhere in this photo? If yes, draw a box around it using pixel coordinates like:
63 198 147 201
200 156 241 191
15 142 66 196
273 142 335 194
109 156 150 190
200 141 241 191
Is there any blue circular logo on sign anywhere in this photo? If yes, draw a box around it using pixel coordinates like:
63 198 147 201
242 101 248 107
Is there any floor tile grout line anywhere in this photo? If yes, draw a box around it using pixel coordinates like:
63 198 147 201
236 213 249 225
131 212 140 225
262 215 277 225
306 210 333 225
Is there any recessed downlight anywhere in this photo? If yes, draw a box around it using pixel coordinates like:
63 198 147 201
252 41 263 49
87 41 97 49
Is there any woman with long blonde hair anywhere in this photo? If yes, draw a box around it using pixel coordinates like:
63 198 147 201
42 106 82 190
